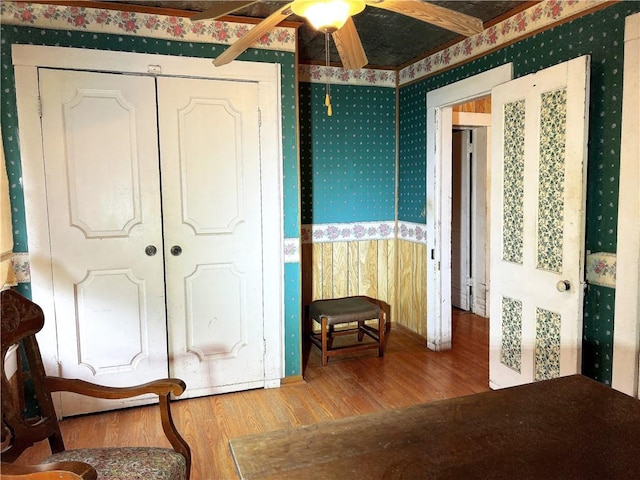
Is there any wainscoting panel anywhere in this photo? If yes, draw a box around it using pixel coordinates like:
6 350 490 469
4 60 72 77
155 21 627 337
398 240 427 337
302 239 397 325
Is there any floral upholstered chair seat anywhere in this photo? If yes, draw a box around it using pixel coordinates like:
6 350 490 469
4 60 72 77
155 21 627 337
45 447 187 480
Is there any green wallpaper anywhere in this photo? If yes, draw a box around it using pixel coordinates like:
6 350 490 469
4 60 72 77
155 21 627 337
299 82 396 224
398 82 427 223
0 24 303 376
398 2 640 385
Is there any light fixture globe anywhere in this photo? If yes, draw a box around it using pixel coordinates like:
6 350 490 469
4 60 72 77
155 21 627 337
291 0 365 32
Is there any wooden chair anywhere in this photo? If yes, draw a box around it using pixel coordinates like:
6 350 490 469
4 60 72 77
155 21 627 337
0 289 191 480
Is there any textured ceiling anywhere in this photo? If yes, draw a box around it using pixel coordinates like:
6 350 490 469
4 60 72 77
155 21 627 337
112 1 528 68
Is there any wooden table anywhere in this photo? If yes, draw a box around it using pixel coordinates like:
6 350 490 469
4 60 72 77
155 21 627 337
229 375 640 479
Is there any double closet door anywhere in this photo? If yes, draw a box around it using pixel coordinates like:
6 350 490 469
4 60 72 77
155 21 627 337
39 68 265 416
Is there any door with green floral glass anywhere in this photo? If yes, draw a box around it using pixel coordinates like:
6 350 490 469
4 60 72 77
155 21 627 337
489 56 590 389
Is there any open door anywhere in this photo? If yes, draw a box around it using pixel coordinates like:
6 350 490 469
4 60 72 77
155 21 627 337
489 56 590 389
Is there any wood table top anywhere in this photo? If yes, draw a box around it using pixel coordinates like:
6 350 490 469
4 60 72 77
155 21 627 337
229 375 640 479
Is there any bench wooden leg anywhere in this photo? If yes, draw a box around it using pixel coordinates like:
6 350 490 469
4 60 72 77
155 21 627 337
321 317 329 366
357 321 365 342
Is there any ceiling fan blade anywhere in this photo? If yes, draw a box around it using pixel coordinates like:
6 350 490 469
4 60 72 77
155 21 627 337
213 2 293 67
190 1 260 21
332 17 368 70
369 0 483 37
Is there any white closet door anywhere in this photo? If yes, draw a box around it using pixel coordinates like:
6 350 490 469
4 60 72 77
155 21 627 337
39 69 167 415
489 56 590 389
157 77 266 397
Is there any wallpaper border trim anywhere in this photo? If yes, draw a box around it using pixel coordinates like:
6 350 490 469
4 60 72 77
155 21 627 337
397 221 428 245
301 221 396 244
0 2 296 52
284 238 300 264
298 64 396 87
585 251 616 288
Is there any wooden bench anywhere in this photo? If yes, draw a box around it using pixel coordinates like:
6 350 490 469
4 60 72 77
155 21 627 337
308 297 385 366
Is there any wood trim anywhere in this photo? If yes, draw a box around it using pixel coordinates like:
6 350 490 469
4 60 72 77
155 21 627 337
280 375 305 386
612 11 640 398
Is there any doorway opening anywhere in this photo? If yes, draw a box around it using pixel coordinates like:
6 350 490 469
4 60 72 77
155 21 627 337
450 98 491 318
425 63 512 352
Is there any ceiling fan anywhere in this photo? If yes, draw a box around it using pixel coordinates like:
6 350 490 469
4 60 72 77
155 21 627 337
190 0 484 70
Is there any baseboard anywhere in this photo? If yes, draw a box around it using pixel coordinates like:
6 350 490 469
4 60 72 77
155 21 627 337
280 375 306 386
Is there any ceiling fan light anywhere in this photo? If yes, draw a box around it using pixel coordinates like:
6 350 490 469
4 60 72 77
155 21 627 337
292 0 365 32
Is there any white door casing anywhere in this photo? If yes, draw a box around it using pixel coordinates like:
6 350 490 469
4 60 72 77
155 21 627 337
612 12 640 398
157 77 265 397
13 45 284 415
489 56 590 389
38 69 168 414
426 64 512 351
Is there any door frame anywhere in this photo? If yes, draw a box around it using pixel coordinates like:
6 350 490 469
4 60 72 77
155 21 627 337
13 45 284 387
425 64 512 350
612 12 640 397
451 118 492 317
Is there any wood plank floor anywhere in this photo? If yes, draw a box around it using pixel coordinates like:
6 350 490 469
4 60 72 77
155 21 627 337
15 310 489 479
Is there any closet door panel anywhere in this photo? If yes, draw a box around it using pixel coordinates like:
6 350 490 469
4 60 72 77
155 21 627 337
157 77 265 397
38 69 167 416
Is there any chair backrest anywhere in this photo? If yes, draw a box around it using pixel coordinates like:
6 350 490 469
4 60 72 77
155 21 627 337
1 289 65 463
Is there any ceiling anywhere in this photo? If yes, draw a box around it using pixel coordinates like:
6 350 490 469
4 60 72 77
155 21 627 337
110 1 529 68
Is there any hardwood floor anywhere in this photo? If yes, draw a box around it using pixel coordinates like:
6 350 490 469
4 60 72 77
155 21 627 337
15 310 489 479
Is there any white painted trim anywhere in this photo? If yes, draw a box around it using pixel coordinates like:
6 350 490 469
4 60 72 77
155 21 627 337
612 12 640 398
13 44 284 391
426 64 512 351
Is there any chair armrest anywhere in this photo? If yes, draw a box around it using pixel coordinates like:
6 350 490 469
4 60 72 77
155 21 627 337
44 377 186 399
1 460 97 480
42 377 191 477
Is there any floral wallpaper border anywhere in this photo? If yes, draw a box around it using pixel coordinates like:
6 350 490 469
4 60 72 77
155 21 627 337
11 253 29 283
0 1 296 52
300 221 427 245
585 252 616 288
398 0 608 85
284 238 300 264
397 221 428 245
301 221 396 244
298 64 396 87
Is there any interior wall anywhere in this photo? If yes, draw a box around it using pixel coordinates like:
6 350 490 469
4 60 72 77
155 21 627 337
397 2 640 385
299 82 396 225
298 81 398 327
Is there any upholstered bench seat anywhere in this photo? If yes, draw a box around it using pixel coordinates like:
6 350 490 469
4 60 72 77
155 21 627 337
308 297 385 366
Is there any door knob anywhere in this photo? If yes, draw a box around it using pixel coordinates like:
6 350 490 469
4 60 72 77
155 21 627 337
145 245 157 256
556 280 571 292
171 245 182 256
